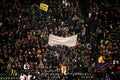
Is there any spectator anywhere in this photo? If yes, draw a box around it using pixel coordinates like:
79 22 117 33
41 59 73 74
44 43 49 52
39 61 44 72
24 62 30 70
20 73 27 80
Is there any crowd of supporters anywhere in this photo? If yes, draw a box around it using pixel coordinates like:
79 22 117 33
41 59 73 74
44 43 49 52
0 0 119 80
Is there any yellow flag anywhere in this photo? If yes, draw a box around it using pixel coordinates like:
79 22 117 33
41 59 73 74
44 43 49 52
40 3 48 11
98 56 104 63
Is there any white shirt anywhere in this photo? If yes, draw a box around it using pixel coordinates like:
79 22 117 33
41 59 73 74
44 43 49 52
24 63 30 70
20 74 27 80
27 75 32 80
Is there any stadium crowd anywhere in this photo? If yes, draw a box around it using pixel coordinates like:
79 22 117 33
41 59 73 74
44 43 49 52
0 0 119 80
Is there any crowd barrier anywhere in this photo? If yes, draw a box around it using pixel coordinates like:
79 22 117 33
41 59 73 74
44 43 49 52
0 72 94 80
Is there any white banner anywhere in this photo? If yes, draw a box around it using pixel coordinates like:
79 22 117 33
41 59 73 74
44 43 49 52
48 34 77 47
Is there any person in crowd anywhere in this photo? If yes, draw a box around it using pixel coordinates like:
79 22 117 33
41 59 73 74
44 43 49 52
20 73 27 80
24 62 30 70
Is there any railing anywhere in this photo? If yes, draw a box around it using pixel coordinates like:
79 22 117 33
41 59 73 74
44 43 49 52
0 77 19 80
0 72 94 80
